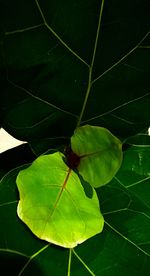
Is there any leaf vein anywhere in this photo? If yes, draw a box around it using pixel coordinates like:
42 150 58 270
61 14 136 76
92 30 150 83
34 0 89 67
5 24 45 35
72 249 95 276
8 79 77 118
17 244 49 276
0 248 29 258
105 221 150 257
114 176 150 210
0 200 18 207
83 91 150 123
104 208 150 220
76 0 105 127
126 176 150 188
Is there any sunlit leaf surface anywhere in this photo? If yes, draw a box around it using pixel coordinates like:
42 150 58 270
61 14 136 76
16 152 104 248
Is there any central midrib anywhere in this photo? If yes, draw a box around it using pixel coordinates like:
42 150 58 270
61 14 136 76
49 168 72 218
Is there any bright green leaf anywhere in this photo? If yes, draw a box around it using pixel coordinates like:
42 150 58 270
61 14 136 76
16 124 122 248
16 152 104 248
71 125 123 187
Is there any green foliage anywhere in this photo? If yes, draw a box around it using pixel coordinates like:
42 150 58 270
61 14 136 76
16 151 104 248
0 0 150 275
16 125 122 248
71 125 122 187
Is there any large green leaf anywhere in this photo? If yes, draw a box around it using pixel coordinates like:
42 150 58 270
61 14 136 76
0 0 150 143
0 0 150 275
16 151 104 248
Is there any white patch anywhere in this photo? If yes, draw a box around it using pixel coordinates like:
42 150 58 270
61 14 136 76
0 128 26 153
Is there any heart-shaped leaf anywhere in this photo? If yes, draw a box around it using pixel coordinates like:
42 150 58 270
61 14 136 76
71 125 123 187
16 152 104 248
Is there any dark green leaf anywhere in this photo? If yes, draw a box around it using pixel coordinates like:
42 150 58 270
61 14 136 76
0 0 150 275
0 143 35 178
0 0 150 142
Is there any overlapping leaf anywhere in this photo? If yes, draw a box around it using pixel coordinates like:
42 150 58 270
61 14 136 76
0 0 149 142
0 0 150 275
16 151 104 248
71 125 122 187
16 124 122 248
0 139 150 275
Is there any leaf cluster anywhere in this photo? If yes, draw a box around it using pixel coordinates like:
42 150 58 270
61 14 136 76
0 0 150 275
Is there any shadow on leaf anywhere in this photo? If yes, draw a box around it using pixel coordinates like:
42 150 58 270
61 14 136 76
75 170 93 199
0 252 44 276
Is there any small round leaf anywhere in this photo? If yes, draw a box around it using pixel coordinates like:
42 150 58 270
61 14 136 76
71 125 123 187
